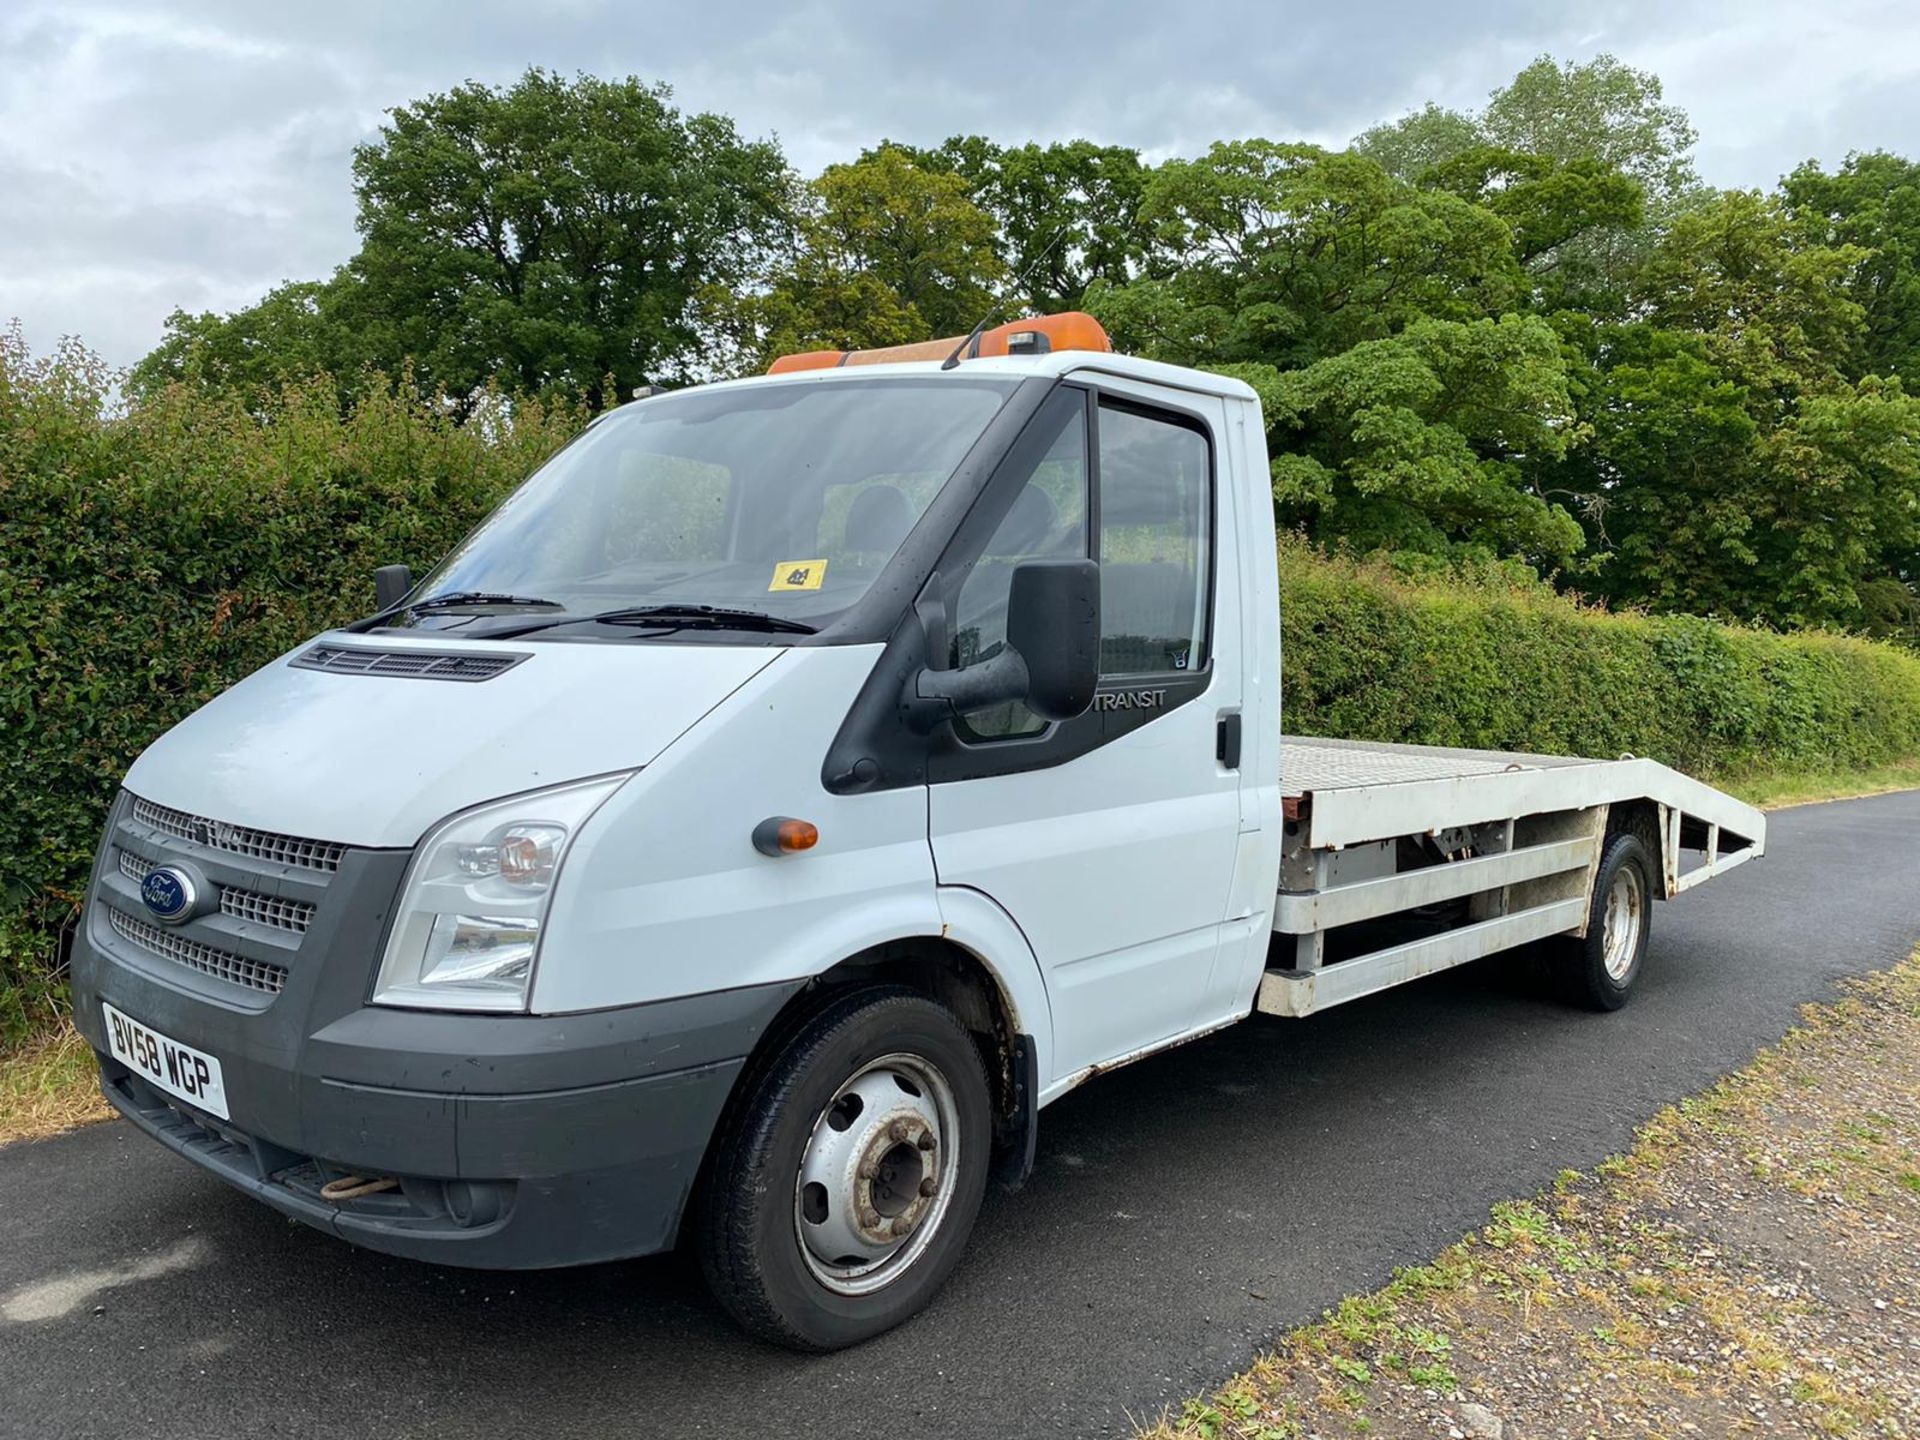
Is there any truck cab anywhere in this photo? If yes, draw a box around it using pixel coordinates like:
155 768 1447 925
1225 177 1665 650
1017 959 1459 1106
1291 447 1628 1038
68 314 1759 1351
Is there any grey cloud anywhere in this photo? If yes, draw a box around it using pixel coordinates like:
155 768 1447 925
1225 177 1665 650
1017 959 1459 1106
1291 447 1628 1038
4 0 1920 371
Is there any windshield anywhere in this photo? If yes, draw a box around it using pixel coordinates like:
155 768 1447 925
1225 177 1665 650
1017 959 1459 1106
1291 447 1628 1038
408 377 1018 635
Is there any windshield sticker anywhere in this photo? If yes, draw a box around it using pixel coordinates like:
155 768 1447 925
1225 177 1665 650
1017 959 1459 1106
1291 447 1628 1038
770 559 828 592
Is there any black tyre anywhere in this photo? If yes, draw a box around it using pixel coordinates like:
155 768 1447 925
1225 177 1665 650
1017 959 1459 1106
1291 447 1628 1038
696 985 992 1351
1558 831 1654 1010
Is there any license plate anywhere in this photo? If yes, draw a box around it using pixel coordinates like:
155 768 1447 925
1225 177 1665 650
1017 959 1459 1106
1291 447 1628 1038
102 1002 230 1120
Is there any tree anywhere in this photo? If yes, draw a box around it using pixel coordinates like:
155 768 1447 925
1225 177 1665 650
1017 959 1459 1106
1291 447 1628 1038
1481 55 1698 211
1087 141 1522 371
722 147 1006 365
1422 146 1644 313
1783 150 1920 388
1358 55 1696 318
1352 102 1483 183
127 279 370 404
1358 55 1696 209
1634 189 1866 399
1539 193 1920 630
884 137 1157 311
1088 143 1583 566
132 71 791 410
349 69 788 408
1566 323 1920 628
1229 314 1586 566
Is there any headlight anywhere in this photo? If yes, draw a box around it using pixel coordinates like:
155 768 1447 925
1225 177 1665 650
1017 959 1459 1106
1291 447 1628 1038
372 774 629 1012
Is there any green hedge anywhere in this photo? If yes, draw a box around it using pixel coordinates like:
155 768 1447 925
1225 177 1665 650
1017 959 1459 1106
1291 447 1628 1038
1278 543 1920 774
4 336 1920 1033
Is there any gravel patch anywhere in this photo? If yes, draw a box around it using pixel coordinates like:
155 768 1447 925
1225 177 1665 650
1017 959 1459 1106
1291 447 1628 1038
1143 950 1920 1439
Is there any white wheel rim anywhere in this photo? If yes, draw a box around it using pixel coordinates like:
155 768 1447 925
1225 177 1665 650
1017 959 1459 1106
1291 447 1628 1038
1601 862 1645 982
793 1052 961 1297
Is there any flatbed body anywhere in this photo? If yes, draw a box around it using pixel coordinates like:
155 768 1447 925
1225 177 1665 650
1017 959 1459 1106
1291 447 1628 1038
1262 736 1766 1016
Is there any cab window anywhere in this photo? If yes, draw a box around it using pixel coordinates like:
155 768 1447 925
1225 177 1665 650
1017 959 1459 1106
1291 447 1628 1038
948 388 1214 743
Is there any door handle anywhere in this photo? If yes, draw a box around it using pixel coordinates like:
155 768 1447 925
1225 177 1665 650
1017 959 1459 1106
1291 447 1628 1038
1215 711 1242 770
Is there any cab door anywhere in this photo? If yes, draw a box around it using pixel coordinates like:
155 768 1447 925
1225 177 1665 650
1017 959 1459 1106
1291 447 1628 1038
926 379 1245 1089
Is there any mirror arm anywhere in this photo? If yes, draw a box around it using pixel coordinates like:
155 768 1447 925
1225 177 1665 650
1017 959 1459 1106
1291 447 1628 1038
903 648 1029 734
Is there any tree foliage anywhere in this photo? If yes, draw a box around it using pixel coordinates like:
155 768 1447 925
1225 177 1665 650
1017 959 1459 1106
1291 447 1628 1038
1783 150 1920 388
137 70 789 410
1089 141 1521 367
129 280 369 404
1358 53 1697 207
714 145 1007 366
882 136 1157 312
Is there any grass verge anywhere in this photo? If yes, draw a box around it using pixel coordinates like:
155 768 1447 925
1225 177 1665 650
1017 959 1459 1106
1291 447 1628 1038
1724 755 1920 810
0 1020 111 1148
1141 947 1920 1439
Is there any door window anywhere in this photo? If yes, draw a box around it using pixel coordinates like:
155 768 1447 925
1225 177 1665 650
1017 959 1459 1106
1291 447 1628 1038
945 388 1214 745
1096 402 1211 676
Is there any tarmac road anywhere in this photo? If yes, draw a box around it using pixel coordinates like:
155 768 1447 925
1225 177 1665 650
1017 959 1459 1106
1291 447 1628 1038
2 789 1916 1439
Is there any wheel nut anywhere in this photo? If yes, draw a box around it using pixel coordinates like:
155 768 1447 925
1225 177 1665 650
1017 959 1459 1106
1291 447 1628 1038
890 1216 915 1238
919 1176 937 1197
890 1119 914 1142
918 1132 936 1152
861 1208 882 1230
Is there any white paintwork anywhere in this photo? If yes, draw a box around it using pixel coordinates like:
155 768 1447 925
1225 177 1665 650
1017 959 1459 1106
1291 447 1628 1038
531 643 1052 1084
118 348 1765 1113
534 645 929 1010
617 347 1264 409
123 634 777 848
1207 378 1285 1016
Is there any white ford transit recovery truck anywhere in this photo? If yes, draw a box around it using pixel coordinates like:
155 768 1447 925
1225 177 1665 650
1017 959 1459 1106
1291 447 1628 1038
71 314 1765 1350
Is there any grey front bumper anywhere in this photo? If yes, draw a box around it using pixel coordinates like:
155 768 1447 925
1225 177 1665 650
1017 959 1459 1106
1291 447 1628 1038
88 999 781 1269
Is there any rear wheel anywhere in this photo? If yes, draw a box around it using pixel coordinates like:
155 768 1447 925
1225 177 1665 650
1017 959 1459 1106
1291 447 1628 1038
697 986 992 1351
1559 831 1654 1010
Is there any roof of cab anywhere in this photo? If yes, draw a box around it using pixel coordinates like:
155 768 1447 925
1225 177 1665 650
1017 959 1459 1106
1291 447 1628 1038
623 349 1260 412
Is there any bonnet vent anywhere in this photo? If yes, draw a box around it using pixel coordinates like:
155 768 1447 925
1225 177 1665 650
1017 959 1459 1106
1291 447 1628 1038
292 645 528 682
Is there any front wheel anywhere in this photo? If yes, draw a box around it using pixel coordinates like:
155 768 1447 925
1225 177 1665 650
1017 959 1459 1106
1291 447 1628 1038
1558 831 1654 1010
696 986 992 1350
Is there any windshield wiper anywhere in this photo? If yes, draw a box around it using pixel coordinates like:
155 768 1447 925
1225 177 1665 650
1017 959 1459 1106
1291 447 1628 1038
466 602 819 641
408 591 564 612
587 604 817 634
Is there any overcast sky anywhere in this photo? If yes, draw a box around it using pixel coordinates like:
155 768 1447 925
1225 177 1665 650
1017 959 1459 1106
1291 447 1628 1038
7 0 1920 373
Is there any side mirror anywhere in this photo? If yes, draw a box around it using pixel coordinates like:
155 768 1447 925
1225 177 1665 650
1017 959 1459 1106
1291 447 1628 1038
911 559 1099 728
374 564 413 610
1005 558 1099 719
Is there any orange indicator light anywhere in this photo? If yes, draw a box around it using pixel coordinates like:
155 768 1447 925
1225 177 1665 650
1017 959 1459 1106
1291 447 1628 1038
752 816 820 857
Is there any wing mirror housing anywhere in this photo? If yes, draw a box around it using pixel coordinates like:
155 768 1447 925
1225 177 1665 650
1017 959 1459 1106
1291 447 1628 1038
374 564 413 610
910 559 1099 729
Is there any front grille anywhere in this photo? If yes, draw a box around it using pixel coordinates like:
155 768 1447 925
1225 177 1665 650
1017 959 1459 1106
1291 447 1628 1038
115 850 315 935
131 798 345 874
107 907 289 996
292 644 525 682
219 887 315 934
117 847 150 887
